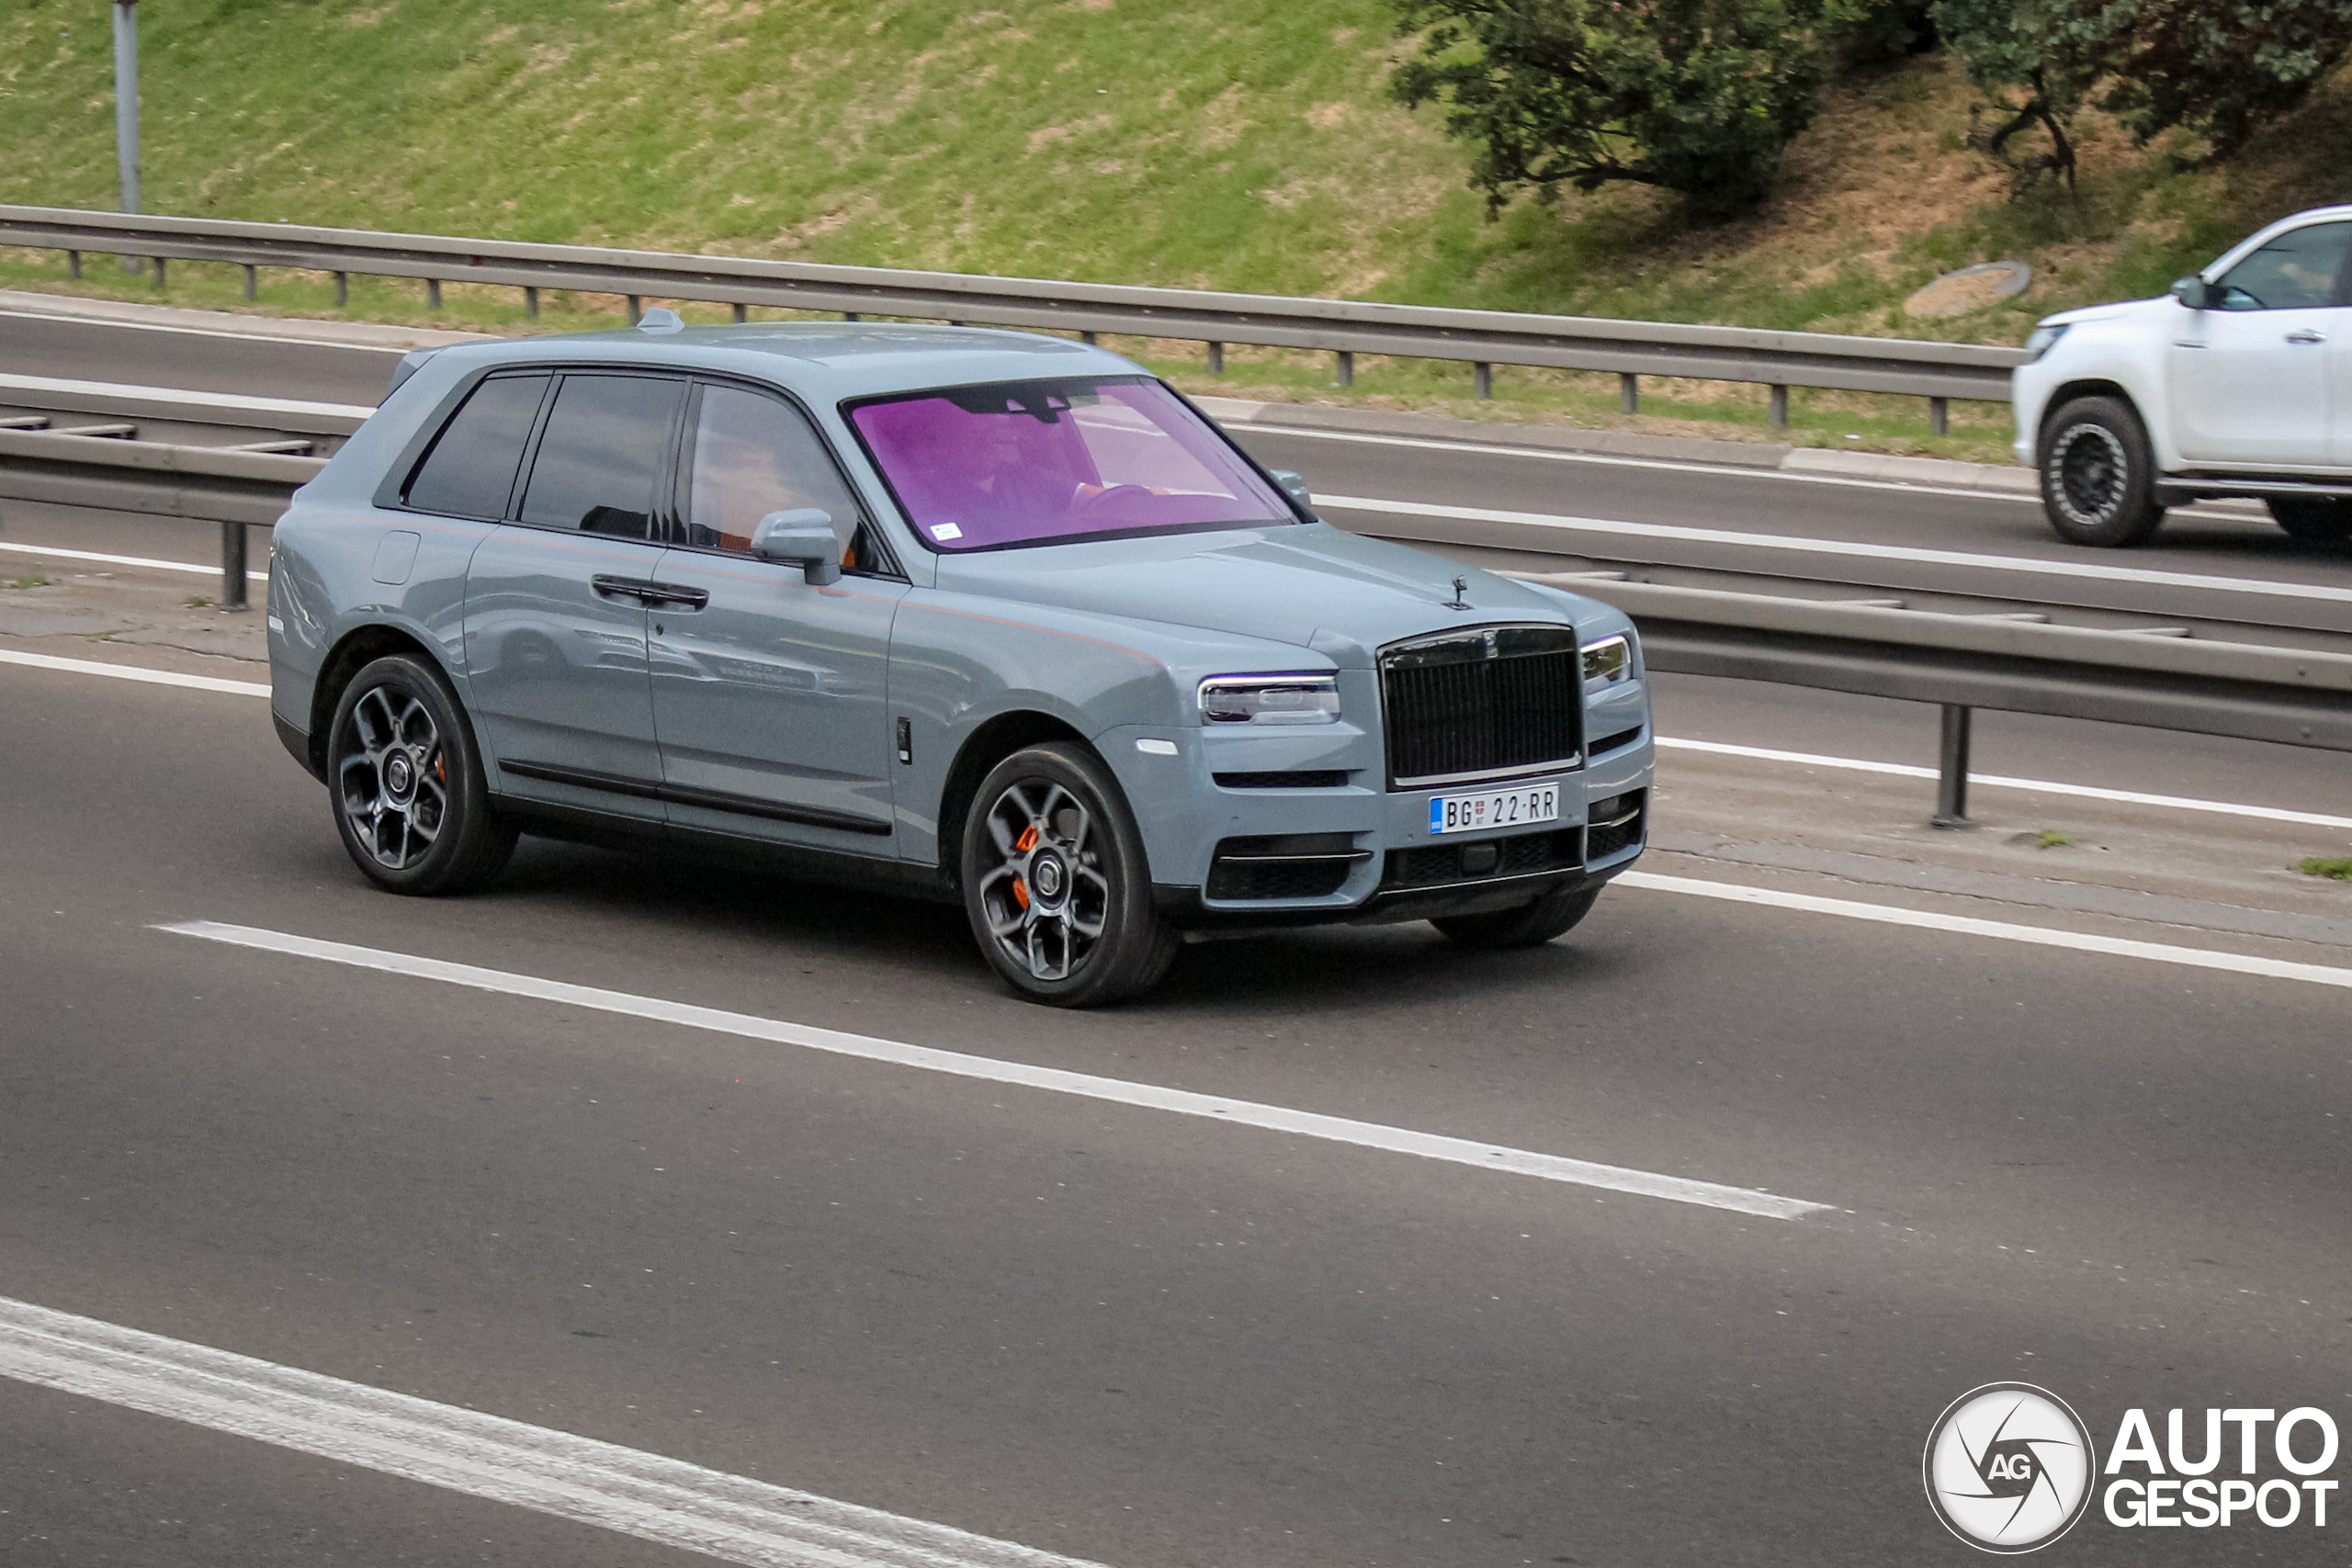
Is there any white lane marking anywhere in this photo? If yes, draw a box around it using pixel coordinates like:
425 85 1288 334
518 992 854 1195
1231 422 2273 525
1320 492 2352 604
0 649 270 696
0 539 267 580
0 1294 1108 1568
0 305 414 357
1238 420 2042 502
0 369 378 422
1657 736 2352 832
158 919 1827 1221
1620 872 2352 988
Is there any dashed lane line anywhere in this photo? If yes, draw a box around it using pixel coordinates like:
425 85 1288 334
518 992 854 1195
1620 872 2352 989
0 648 270 697
0 1293 1109 1568
156 919 1831 1221
0 538 268 580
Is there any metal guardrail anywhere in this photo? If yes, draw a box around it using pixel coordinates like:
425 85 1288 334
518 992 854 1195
0 205 2025 433
3 431 2342 828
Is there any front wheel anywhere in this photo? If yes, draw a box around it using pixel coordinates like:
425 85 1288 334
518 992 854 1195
960 742 1181 1007
327 654 516 896
2039 396 2164 547
2269 496 2352 543
1431 886 1600 950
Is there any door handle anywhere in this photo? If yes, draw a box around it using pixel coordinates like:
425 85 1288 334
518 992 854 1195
639 581 709 610
2286 328 2328 344
591 573 662 602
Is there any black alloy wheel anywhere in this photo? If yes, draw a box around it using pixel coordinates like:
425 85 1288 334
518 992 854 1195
1430 885 1600 950
2268 496 2352 543
327 654 517 895
2039 396 2164 547
960 741 1181 1007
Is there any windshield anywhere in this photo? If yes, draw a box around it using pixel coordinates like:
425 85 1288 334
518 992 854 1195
846 376 1295 552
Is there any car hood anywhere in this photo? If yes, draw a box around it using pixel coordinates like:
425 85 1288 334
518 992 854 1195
2040 295 2168 328
933 523 1592 665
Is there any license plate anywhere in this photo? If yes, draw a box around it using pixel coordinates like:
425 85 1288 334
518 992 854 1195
1428 784 1560 836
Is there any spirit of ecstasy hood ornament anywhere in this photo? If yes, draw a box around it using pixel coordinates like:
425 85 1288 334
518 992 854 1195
1444 575 1472 611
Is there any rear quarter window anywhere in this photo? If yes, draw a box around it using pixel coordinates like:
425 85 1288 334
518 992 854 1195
402 374 550 520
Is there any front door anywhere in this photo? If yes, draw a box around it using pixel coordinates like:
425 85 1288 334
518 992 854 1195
461 371 688 818
650 381 908 849
2168 220 2350 469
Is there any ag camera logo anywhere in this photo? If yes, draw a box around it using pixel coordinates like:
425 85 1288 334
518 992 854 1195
1923 1383 2095 1552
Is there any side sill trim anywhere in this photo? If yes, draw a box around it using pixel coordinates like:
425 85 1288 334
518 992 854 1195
498 758 893 836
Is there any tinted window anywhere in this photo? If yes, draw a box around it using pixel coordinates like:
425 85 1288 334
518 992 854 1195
518 374 687 538
403 374 548 519
2218 223 2351 310
847 377 1291 552
685 385 872 568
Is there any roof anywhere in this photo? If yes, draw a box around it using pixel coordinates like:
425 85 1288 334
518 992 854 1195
414 321 1140 402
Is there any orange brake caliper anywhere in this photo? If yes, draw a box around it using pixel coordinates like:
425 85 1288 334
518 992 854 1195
1012 823 1039 908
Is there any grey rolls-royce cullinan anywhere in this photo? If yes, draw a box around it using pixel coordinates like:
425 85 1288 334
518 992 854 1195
266 317 1654 1005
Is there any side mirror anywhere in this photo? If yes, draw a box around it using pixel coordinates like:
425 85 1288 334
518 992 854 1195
1269 468 1313 513
749 508 843 585
2170 275 2216 310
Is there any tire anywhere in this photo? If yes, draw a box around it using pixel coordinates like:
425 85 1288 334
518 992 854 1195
2038 396 2164 547
1430 885 1601 950
960 741 1181 1007
2268 496 2352 543
326 653 517 896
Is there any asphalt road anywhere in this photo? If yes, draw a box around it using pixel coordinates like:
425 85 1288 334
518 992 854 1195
4 641 2350 1568
4 303 2350 1565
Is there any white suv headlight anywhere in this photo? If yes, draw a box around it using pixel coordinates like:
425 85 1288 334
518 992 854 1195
1198 673 1340 726
1580 634 1631 694
2023 322 2071 362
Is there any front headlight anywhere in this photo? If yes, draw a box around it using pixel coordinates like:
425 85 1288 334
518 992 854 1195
2023 322 2070 362
1198 673 1340 726
1580 635 1631 695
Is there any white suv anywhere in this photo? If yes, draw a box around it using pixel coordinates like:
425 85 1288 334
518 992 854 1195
2012 206 2352 547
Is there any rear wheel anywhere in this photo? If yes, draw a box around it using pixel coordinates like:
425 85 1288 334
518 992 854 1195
960 742 1181 1007
327 654 516 896
1430 886 1600 950
2269 496 2352 543
2039 396 2164 547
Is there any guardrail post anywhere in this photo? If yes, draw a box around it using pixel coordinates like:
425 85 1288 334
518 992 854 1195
1207 341 1224 376
1929 396 1950 436
334 271 347 308
626 294 640 324
1931 704 1973 829
730 302 746 323
1619 373 1638 415
1769 383 1788 430
242 264 256 301
426 277 442 311
219 521 249 611
1474 361 1492 400
67 250 81 279
526 287 541 319
1080 330 1098 346
151 256 164 290
1334 350 1353 388
844 311 861 323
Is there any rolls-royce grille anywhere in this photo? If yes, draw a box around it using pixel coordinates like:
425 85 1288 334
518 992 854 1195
1380 626 1583 787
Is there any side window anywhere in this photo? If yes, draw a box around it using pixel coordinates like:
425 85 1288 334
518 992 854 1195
2217 223 2352 310
517 374 688 539
684 383 886 573
403 374 548 519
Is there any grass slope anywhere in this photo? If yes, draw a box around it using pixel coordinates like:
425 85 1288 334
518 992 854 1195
5 1 2350 454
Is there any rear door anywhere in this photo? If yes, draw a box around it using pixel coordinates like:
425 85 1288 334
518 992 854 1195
459 370 688 818
2167 220 2350 469
647 380 908 850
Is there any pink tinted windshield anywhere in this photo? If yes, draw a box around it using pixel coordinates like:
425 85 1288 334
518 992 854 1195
848 378 1294 551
